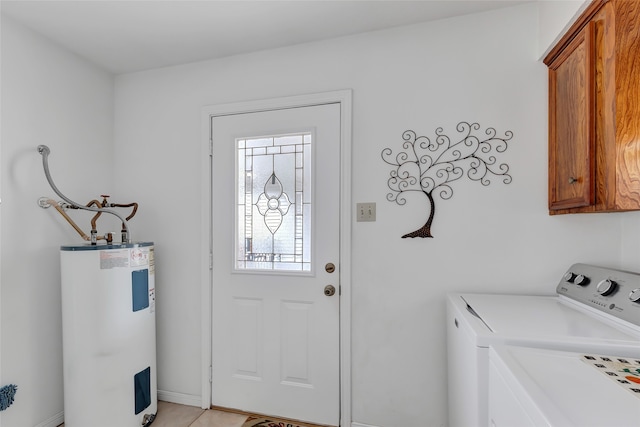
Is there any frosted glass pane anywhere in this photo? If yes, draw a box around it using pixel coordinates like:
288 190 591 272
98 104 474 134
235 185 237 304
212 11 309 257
274 153 295 195
275 135 302 146
304 145 312 203
246 137 273 148
253 156 272 194
236 133 312 272
303 204 311 263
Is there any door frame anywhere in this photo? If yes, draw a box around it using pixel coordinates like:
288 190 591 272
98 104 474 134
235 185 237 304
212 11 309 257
200 90 352 426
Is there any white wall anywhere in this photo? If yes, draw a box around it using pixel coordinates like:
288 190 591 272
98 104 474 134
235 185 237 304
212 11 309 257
113 3 625 426
0 16 115 427
621 212 640 269
537 0 590 58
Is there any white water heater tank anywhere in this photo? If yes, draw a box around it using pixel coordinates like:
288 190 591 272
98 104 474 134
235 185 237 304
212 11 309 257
60 242 157 427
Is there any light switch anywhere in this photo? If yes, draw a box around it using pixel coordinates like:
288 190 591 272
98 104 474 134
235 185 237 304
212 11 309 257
357 202 376 222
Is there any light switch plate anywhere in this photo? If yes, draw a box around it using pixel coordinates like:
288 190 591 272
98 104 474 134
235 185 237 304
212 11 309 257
357 202 376 222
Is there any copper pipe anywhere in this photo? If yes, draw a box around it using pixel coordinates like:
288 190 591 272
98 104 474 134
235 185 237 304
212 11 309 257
46 199 90 241
100 196 139 230
109 202 138 232
86 199 103 230
43 193 136 244
110 202 138 221
90 198 139 241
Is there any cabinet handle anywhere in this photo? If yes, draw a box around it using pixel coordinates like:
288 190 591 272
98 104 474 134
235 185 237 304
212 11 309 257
568 177 578 184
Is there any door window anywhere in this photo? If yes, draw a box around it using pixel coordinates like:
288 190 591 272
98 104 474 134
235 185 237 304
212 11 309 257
236 133 312 272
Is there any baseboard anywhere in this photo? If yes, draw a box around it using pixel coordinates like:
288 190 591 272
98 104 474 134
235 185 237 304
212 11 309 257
157 389 203 407
34 411 64 427
351 422 381 427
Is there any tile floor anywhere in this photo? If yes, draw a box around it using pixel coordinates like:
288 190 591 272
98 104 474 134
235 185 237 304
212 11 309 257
58 401 248 427
152 401 247 427
59 401 324 427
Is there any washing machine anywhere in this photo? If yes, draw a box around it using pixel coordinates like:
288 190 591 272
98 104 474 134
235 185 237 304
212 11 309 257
446 263 640 427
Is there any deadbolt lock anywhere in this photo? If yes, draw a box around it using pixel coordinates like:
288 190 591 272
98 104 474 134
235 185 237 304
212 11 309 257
324 285 336 296
325 262 336 273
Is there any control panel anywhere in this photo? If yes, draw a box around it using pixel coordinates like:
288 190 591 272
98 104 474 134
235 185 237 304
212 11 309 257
557 263 640 327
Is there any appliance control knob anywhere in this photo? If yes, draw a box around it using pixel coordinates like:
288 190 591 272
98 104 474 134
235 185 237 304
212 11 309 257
597 279 617 296
574 274 590 286
564 272 577 282
629 288 640 303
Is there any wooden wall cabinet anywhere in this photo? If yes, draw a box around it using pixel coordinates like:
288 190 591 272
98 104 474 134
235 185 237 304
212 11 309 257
544 0 640 214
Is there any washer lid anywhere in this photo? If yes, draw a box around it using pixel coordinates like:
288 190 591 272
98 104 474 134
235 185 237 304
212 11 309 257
490 345 640 426
462 293 640 342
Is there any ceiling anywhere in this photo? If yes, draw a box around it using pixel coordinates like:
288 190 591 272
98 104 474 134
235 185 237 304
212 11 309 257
1 0 531 74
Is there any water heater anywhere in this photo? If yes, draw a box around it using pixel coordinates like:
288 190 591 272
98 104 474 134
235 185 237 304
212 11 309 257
60 242 157 426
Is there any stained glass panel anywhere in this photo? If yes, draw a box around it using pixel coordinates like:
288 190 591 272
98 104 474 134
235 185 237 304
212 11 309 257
236 133 311 272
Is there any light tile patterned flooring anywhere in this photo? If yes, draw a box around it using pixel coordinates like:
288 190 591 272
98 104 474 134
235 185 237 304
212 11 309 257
152 401 248 427
58 401 327 426
59 401 248 427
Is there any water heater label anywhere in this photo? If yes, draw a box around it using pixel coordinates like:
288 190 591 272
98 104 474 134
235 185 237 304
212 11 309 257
149 247 155 275
130 248 150 267
100 249 130 269
99 248 152 270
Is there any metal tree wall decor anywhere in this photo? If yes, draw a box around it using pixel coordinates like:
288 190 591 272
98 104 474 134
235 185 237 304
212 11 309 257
381 122 514 238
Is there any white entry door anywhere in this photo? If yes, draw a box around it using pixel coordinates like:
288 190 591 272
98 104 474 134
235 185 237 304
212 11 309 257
210 102 341 426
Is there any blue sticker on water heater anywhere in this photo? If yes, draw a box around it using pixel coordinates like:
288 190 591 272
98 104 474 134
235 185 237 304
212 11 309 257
134 366 151 414
132 269 149 312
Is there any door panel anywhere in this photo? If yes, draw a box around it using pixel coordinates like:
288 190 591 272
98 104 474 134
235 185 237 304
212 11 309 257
211 103 340 426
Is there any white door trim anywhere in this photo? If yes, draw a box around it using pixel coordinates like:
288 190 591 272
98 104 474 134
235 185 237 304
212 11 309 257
200 90 352 426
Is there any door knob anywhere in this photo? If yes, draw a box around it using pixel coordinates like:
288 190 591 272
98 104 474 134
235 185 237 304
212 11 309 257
324 285 336 296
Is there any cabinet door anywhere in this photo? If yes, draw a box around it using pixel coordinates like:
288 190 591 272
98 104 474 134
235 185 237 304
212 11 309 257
548 23 595 210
